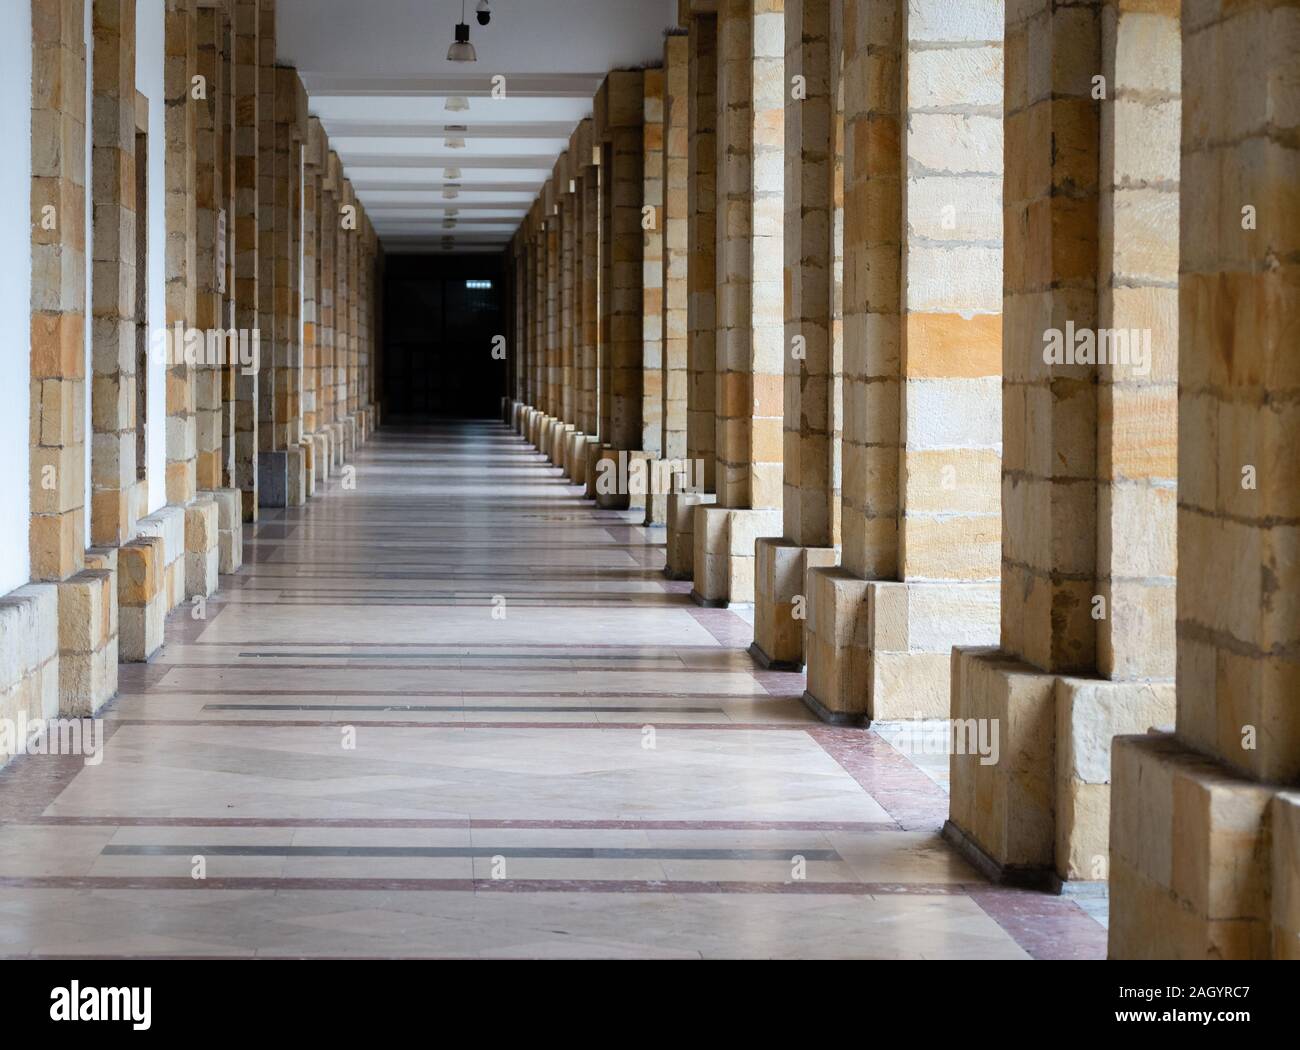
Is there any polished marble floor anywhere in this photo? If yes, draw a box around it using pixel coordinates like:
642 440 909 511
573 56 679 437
0 422 1107 958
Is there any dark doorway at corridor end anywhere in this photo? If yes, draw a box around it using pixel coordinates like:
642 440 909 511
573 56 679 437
382 254 507 420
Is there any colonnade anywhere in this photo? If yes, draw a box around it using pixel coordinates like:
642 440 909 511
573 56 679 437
505 0 1299 960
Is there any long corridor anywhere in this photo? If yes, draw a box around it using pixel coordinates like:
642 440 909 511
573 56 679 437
0 424 1108 959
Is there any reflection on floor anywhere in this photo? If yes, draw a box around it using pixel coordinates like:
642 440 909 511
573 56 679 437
0 422 1108 958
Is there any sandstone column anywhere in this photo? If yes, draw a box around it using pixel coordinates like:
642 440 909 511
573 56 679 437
752 0 842 668
302 116 327 486
659 32 690 488
318 146 338 464
691 0 785 605
666 5 719 579
232 0 259 519
1109 0 1297 959
155 0 221 609
564 119 598 482
640 67 666 466
577 123 602 489
560 155 577 431
946 0 1178 890
799 0 1003 720
593 70 646 509
194 3 242 578
31 0 119 713
89 0 139 552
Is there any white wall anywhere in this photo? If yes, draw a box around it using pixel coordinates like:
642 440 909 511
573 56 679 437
137 1 167 514
0 1 33 594
84 0 94 548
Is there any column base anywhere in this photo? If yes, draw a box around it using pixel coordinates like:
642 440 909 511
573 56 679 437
183 498 220 600
0 584 59 768
941 818 1053 889
328 422 346 468
752 539 838 670
691 506 782 606
665 491 714 580
1108 733 1294 959
799 689 870 727
564 432 589 482
287 446 308 507
947 647 1175 887
299 439 317 499
312 431 330 486
55 560 118 717
583 442 605 500
118 535 166 662
803 573 1000 723
203 489 243 576
550 422 574 466
642 459 685 528
135 505 187 614
591 448 658 511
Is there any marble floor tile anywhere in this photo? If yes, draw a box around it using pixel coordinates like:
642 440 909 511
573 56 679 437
0 423 1106 959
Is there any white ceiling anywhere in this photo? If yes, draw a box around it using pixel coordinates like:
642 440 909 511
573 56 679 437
277 0 679 254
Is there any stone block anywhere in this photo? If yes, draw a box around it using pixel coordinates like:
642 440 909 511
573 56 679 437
1109 733 1276 960
947 647 1057 873
185 526 220 599
1273 793 1300 960
204 488 243 576
803 568 872 723
1055 677 1176 880
0 585 59 694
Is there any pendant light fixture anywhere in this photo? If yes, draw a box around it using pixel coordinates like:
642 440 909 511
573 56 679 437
447 0 477 62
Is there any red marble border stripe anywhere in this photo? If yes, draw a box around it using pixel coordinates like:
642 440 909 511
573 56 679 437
808 726 950 833
968 888 1109 961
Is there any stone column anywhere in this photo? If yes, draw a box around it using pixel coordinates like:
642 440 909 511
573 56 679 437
159 0 220 606
560 155 577 430
164 0 198 508
532 202 546 422
194 3 223 494
640 67 665 464
578 123 602 486
318 145 337 464
194 3 242 578
30 0 119 714
752 0 841 668
800 0 1001 717
564 119 597 482
89 0 138 551
692 0 785 606
1109 0 1296 959
332 166 351 453
346 178 360 424
253 0 278 497
594 70 646 509
641 62 674 525
660 32 690 469
513 234 527 408
946 0 1177 890
667 6 719 579
268 65 306 505
232 0 259 519
302 116 326 486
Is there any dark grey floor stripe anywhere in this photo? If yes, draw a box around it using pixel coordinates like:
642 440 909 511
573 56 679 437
103 845 842 861
200 703 724 713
